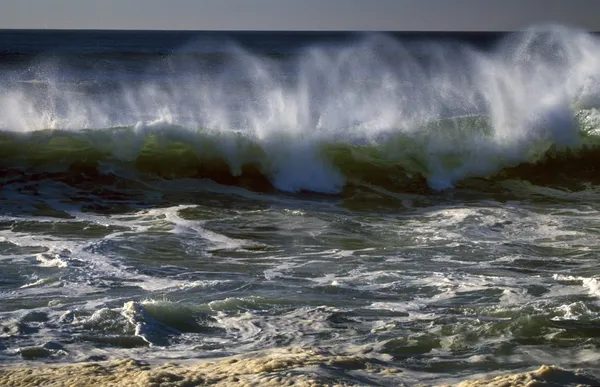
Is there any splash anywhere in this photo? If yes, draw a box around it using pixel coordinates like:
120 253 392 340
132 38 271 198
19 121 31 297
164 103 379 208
1 25 600 193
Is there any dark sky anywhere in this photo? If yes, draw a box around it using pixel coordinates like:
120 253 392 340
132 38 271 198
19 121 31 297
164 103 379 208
2 0 599 31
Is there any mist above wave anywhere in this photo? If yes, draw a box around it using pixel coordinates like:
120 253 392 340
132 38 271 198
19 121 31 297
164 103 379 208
1 25 600 192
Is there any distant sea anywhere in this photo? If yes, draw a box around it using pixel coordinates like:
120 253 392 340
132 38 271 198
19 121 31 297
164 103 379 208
0 28 600 386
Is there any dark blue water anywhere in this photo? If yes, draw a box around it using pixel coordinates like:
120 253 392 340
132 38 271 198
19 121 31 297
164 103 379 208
0 29 506 54
0 30 507 83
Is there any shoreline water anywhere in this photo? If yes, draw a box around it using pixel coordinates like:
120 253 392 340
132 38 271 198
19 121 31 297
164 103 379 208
1 349 599 387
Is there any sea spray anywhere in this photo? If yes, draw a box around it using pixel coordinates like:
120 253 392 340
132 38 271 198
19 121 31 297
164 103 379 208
0 25 599 192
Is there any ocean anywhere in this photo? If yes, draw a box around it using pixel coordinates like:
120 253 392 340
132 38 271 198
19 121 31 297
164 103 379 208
0 26 599 386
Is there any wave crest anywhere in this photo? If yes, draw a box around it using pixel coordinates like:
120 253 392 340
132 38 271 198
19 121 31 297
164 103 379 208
2 26 600 193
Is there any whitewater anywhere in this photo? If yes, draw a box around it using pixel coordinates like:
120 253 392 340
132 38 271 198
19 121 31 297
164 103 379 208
0 25 600 386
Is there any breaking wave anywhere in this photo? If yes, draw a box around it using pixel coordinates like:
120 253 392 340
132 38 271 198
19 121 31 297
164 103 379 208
2 25 600 194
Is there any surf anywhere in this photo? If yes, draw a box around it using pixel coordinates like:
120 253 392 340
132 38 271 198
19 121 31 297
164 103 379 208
1 25 600 194
0 114 598 197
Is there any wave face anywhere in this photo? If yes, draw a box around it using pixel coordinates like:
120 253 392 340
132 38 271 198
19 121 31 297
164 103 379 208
1 26 600 194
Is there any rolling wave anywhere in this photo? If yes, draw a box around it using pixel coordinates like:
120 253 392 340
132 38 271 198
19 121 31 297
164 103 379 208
2 25 600 195
1 109 599 195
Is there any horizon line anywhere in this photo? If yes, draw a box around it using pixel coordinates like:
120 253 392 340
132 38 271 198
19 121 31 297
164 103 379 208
1 28 596 33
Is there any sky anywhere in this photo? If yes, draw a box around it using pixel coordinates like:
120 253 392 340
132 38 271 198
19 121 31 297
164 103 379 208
2 0 600 31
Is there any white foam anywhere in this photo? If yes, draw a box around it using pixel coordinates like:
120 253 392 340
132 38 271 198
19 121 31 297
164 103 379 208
551 302 595 321
19 278 51 289
369 301 435 321
160 205 252 252
35 252 68 268
1 26 600 192
121 301 179 346
0 207 235 299
499 288 531 305
553 274 600 298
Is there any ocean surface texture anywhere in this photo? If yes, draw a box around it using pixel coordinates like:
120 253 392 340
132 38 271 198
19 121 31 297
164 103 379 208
0 27 600 386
